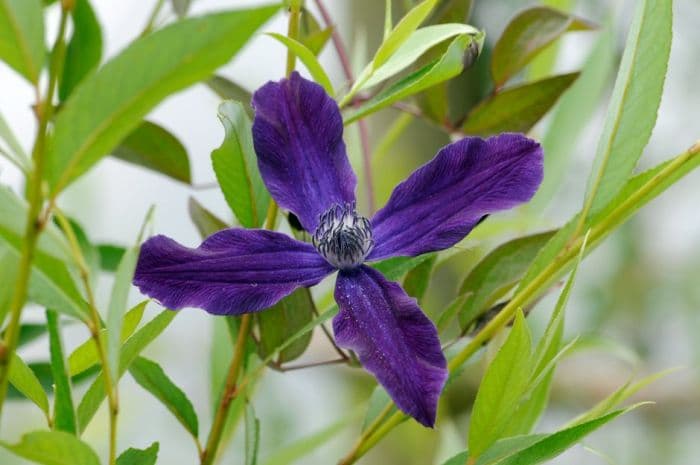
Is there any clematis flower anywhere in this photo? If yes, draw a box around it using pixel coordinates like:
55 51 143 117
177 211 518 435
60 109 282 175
133 72 543 427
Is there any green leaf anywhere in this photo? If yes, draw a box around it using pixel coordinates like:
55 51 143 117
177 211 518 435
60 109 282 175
345 34 476 124
261 417 352 465
188 197 229 239
370 252 437 281
469 310 532 458
257 288 314 364
458 232 555 330
441 451 469 465
0 109 29 168
491 6 594 86
77 310 176 431
361 386 395 432
402 253 437 303
372 0 438 69
130 356 199 437
530 22 616 209
206 75 253 111
59 0 103 100
46 5 279 195
265 33 333 94
211 101 270 228
97 243 126 272
68 300 147 377
461 73 579 136
299 6 331 56
0 248 15 325
0 431 100 465
112 121 191 183
171 0 192 17
583 0 673 218
473 435 546 465
8 352 49 416
116 442 159 465
106 246 139 384
46 309 78 434
245 402 260 465
363 23 480 89
0 0 45 83
17 323 48 347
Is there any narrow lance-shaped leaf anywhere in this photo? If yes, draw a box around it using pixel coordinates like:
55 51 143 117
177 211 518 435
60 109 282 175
245 402 260 465
129 357 199 438
265 33 333 94
211 101 270 228
97 243 126 272
46 309 78 434
257 287 315 364
112 121 192 183
261 416 352 465
46 5 279 195
0 431 100 465
491 6 594 86
402 253 437 303
8 352 50 417
461 73 579 136
188 197 229 239
59 0 103 100
469 310 532 458
0 0 45 83
583 0 672 218
116 442 159 465
206 75 253 112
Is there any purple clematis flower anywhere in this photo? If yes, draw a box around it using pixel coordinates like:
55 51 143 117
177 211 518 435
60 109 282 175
133 72 543 427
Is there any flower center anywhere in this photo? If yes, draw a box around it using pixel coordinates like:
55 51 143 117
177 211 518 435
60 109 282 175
312 204 374 270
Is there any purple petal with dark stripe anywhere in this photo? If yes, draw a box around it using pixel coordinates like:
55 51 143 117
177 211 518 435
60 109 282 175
133 229 334 315
252 71 356 232
368 133 543 260
333 266 447 427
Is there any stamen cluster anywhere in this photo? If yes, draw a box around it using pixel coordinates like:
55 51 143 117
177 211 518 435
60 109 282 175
312 203 374 270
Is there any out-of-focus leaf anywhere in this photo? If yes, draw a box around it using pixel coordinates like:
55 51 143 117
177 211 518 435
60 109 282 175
8 352 49 416
188 197 229 239
69 301 147 377
206 75 253 111
469 310 532 457
583 0 672 218
345 34 477 123
491 6 594 86
0 110 29 167
429 0 473 25
530 23 616 209
299 6 331 56
211 100 270 228
112 121 191 183
371 252 437 281
245 402 260 465
257 287 314 364
17 323 47 347
45 5 279 195
46 309 78 434
97 243 126 272
130 356 199 437
0 0 44 83
116 442 159 465
436 293 471 333
59 0 102 100
461 73 579 136
363 23 479 89
171 0 192 17
63 217 100 282
362 386 395 432
261 416 352 465
441 451 469 465
77 310 176 431
402 253 437 303
458 231 554 330
265 33 333 94
0 431 100 465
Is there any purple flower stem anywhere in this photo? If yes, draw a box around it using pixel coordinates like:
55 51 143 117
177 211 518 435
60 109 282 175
314 0 376 212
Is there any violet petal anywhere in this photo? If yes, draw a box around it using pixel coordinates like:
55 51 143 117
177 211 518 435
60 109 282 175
252 71 356 232
134 229 334 315
368 133 543 260
333 265 447 427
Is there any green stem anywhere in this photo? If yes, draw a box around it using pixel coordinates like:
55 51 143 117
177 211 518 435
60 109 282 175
141 0 166 36
285 0 301 76
0 5 70 422
338 142 700 464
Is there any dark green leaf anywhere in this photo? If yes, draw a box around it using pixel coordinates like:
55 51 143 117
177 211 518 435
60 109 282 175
462 73 579 136
458 231 555 330
370 252 437 281
206 75 253 112
8 352 49 415
188 197 229 239
78 310 176 431
97 244 126 272
402 253 437 303
429 0 473 25
583 0 673 218
491 6 594 86
46 309 78 434
211 100 270 228
112 121 191 183
17 323 48 347
299 6 331 55
130 356 199 437
59 0 102 100
441 451 469 465
257 288 314 364
116 442 159 465
46 5 279 195
0 431 100 465
469 310 532 457
0 0 45 83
